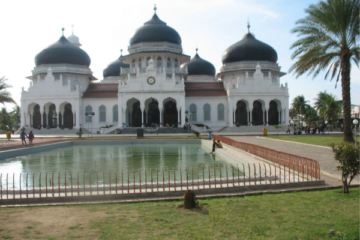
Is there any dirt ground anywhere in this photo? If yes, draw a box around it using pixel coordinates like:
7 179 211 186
0 206 118 239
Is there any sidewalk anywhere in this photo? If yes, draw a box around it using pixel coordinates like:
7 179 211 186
227 136 359 185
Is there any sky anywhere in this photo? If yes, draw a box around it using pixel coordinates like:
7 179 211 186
0 0 359 111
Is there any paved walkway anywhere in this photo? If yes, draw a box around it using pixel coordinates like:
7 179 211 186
227 136 359 185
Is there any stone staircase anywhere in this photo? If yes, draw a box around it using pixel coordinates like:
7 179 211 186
219 125 286 133
15 127 86 135
108 127 192 134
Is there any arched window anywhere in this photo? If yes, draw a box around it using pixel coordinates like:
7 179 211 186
157 57 162 69
217 103 225 121
146 57 151 67
99 105 106 122
132 59 135 70
204 104 211 121
167 58 172 68
189 104 197 121
138 58 142 69
85 105 92 123
113 105 118 122
174 59 179 68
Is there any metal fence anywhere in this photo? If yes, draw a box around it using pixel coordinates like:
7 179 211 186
0 160 317 200
212 135 321 180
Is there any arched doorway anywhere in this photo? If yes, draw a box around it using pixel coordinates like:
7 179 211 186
235 101 247 126
48 104 57 128
33 104 41 128
132 101 142 127
164 101 177 126
147 100 160 125
252 101 263 125
268 101 279 125
63 103 73 128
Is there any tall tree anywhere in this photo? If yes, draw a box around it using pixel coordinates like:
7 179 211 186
289 0 359 142
0 108 11 131
291 95 309 116
314 91 330 111
319 95 342 124
10 105 20 129
304 105 319 125
0 77 16 105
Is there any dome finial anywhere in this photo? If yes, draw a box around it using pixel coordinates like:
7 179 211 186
154 4 157 14
62 28 65 36
71 24 74 34
120 49 123 56
196 48 198 53
247 18 250 33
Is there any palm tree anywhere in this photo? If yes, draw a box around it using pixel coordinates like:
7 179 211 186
289 0 359 142
319 95 342 125
10 105 20 129
314 91 330 111
0 77 16 105
304 105 319 125
291 95 309 116
0 108 11 131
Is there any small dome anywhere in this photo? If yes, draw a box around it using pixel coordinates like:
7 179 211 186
35 35 91 67
222 33 277 64
103 54 130 78
130 13 182 45
181 51 215 76
67 33 81 46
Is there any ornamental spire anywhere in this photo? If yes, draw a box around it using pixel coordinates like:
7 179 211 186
247 18 250 33
120 49 123 56
154 4 157 14
71 24 74 35
62 28 65 36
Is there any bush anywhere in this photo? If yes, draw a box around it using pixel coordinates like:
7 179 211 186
193 131 200 137
330 143 360 194
76 131 83 138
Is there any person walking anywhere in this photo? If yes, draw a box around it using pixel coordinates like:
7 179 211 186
208 132 212 140
6 129 11 141
28 130 35 145
286 125 290 134
20 129 28 145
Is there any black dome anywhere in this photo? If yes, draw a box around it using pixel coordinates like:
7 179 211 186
103 55 130 78
181 52 216 76
35 36 91 67
222 33 277 64
130 14 181 45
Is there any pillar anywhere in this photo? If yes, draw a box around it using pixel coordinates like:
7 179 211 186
263 110 266 124
159 107 163 125
227 98 233 127
249 109 252 124
279 109 281 125
56 104 61 128
129 110 133 126
178 108 181 126
283 108 287 125
266 108 269 125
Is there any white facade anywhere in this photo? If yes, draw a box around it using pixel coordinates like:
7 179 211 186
20 11 289 133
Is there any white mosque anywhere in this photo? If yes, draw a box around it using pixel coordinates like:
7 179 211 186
20 6 289 133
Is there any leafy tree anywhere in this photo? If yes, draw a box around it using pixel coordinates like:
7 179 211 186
291 95 309 122
0 108 11 131
0 77 15 105
303 105 319 125
314 91 330 111
10 105 20 129
319 95 342 124
289 0 359 142
331 143 359 194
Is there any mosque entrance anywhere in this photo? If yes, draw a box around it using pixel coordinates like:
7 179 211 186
33 104 41 128
63 103 73 128
235 101 247 126
48 104 57 128
252 101 263 125
268 100 279 125
164 101 178 127
147 100 160 126
132 101 142 127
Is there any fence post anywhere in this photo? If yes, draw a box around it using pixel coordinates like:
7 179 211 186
97 170 99 195
77 171 80 196
33 173 35 198
185 167 188 189
121 169 124 193
173 167 176 190
51 172 54 197
179 168 182 191
127 169 129 193
191 167 194 190
64 171 67 197
45 172 47 198
133 169 135 193
162 168 165 191
236 164 240 186
27 173 29 198
253 163 256 185
242 163 245 186
115 169 118 194
231 165 234 187
213 165 216 188
168 168 170 191
196 167 199 190
13 173 15 199
83 170 85 196
89 170 91 195
262 163 267 184
156 168 159 192
19 173 22 199
145 169 147 193
208 165 211 189
150 169 153 192
248 164 251 185
139 169 141 193
110 170 112 194
103 171 106 195
202 165 205 189
225 164 229 187
71 171 73 196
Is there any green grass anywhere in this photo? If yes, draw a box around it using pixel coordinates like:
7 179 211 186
266 135 360 147
81 188 359 239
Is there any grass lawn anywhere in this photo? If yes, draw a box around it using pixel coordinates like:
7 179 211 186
266 135 360 147
0 188 358 239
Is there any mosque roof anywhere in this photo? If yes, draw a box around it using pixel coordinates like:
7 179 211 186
181 50 216 76
185 82 227 97
83 84 118 98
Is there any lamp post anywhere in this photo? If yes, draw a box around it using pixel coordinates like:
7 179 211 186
353 119 359 147
85 112 95 137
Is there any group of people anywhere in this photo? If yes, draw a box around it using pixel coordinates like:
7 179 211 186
286 124 329 135
208 132 223 155
183 123 191 130
20 129 35 145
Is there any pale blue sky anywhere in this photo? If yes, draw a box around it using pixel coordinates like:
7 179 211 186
0 0 359 111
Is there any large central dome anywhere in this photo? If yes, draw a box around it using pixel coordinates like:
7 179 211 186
130 12 182 45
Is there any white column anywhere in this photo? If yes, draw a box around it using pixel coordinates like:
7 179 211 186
130 110 133 126
56 104 61 128
249 109 252 124
227 98 233 127
284 108 287 125
159 107 163 125
20 101 25 128
278 109 281 125
263 110 266 124
178 108 181 126
266 108 269 125
75 101 80 129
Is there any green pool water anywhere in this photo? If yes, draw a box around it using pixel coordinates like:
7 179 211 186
0 144 244 188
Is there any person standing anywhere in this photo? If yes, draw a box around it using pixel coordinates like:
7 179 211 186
286 125 290 134
20 129 28 145
28 131 35 145
6 129 11 141
156 125 159 135
208 132 212 140
210 139 217 155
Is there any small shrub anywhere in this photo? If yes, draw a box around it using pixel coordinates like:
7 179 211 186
76 131 83 138
183 190 199 209
330 142 360 194
193 131 200 137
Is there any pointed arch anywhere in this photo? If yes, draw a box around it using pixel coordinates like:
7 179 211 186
85 105 92 123
217 103 225 121
189 104 197 121
204 103 211 121
113 105 118 122
99 105 106 122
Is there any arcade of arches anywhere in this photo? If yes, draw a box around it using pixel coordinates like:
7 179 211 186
31 103 74 129
127 99 179 127
235 100 282 126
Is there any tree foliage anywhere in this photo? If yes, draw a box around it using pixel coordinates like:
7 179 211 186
289 0 359 142
0 77 15 105
291 95 309 115
318 95 342 124
331 143 360 194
